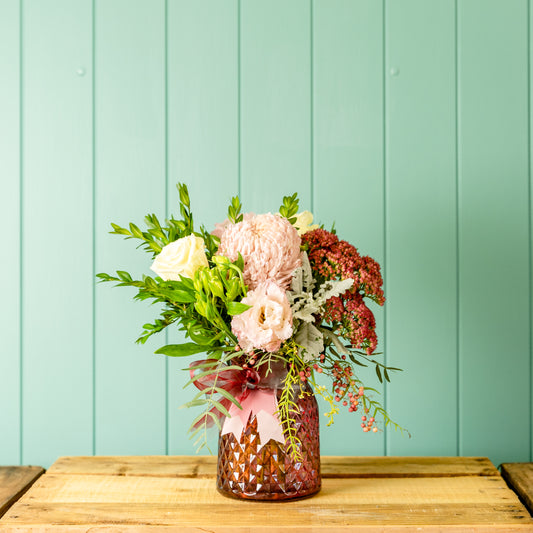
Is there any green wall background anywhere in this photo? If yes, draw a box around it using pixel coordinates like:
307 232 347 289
1 0 532 469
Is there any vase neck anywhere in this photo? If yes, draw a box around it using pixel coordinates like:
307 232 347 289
252 359 288 390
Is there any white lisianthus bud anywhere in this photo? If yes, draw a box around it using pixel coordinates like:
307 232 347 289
294 211 319 236
150 235 208 281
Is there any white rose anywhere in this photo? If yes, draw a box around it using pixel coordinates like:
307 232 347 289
150 235 208 281
294 211 319 236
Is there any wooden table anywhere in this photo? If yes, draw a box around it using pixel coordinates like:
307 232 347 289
1 456 532 531
501 463 533 516
0 466 44 518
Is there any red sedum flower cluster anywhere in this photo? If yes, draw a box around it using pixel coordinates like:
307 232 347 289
301 228 385 355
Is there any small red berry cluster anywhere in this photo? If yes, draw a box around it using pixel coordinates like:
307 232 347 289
361 413 378 433
328 358 379 433
298 367 312 381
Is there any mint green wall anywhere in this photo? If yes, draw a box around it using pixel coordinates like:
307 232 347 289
1 0 531 469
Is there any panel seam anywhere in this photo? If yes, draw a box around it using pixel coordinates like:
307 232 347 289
455 0 461 458
164 0 169 456
19 0 24 466
310 0 314 212
238 0 241 198
382 0 388 456
526 0 533 461
92 0 96 457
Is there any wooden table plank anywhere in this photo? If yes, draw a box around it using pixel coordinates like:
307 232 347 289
501 463 533 515
0 466 44 518
47 455 499 478
1 457 531 531
12 475 518 505
3 502 532 529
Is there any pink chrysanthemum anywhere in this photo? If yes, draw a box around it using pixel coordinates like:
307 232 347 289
217 213 301 290
211 212 255 239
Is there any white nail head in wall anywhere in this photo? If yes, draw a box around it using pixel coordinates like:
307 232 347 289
390 67 400 77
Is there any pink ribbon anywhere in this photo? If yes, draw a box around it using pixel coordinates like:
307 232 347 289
221 389 285 449
190 359 285 448
189 359 259 429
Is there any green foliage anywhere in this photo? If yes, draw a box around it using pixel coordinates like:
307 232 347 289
108 184 197 259
97 182 257 452
310 382 339 427
97 181 252 356
226 301 252 316
272 341 306 460
278 365 304 462
97 257 248 351
98 181 404 449
177 183 194 232
315 328 409 437
182 355 244 452
227 195 243 224
278 193 299 224
155 343 223 358
137 313 178 345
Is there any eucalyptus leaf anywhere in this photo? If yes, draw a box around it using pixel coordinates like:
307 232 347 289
294 322 324 363
210 399 231 419
189 410 220 432
155 343 211 357
179 399 207 409
213 387 242 410
183 364 242 389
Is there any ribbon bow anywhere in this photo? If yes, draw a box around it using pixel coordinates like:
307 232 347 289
189 359 260 429
190 359 285 448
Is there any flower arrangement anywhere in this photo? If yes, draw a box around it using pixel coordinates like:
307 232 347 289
98 184 405 453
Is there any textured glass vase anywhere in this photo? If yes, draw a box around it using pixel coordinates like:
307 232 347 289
216 364 321 501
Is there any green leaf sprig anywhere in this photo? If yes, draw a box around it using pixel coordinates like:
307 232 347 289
278 193 299 224
227 195 243 224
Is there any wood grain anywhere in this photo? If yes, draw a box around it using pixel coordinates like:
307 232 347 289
1 456 532 531
47 455 499 478
0 466 44 518
501 463 533 515
3 502 532 529
16 475 516 505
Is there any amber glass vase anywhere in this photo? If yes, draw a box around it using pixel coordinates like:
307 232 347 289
216 364 321 501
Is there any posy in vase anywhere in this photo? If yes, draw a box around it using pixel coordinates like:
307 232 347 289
98 184 406 501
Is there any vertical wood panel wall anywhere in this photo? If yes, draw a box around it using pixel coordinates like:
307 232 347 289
1 0 531 468
94 0 167 457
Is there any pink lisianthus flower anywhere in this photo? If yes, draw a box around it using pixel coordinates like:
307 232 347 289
231 281 293 353
217 213 301 290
